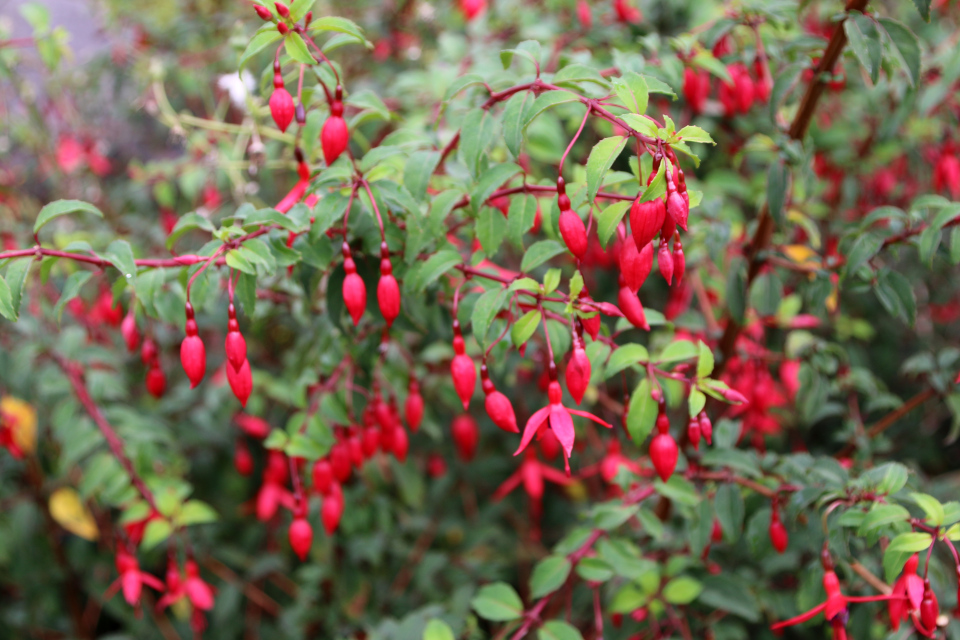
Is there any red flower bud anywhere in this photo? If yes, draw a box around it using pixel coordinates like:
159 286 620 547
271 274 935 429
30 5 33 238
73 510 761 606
719 386 749 405
274 2 290 18
619 235 653 292
711 519 724 543
769 510 788 553
235 414 271 439
672 236 686 283
484 389 519 433
180 305 206 388
657 237 674 285
649 432 678 482
391 426 409 462
256 482 282 521
460 0 486 20
565 344 591 405
321 105 349 165
539 427 561 459
313 459 334 494
698 411 712 445
450 333 476 410
226 359 252 407
405 380 424 432
753 58 772 103
687 416 701 450
264 450 288 484
613 0 641 23
427 453 447 477
277 21 289 34
254 4 273 20
361 426 380 457
452 414 479 461
342 255 367 326
920 581 939 632
121 311 139 352
377 258 401 327
577 0 592 28
288 517 312 560
234 439 253 476
630 197 666 249
321 487 344 534
269 87 295 133
330 442 352 482
225 305 247 371
146 365 166 398
558 209 588 259
666 189 688 231
682 67 710 114
617 284 650 330
141 337 158 366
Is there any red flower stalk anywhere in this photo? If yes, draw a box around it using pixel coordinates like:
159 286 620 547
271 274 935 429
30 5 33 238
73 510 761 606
515 379 611 473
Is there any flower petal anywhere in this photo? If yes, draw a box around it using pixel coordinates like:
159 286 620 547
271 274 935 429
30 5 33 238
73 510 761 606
550 405 576 460
770 603 827 630
492 471 524 501
514 406 550 456
568 408 612 428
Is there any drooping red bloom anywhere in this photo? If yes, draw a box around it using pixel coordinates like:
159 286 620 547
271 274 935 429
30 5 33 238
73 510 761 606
481 366 519 433
576 0 592 28
933 153 960 199
405 379 424 432
321 100 349 165
450 323 476 409
145 365 166 398
452 413 479 461
618 282 650 330
515 380 611 473
157 559 215 613
461 0 486 21
683 67 710 114
321 483 344 534
226 359 252 407
630 197 666 249
565 341 591 405
619 235 653 292
180 303 206 388
105 550 165 608
341 246 366 326
121 310 139 352
888 554 924 631
559 208 588 260
289 517 313 560
377 253 401 327
649 410 678 482
224 304 247 371
657 236 674 285
613 0 641 23
769 508 788 553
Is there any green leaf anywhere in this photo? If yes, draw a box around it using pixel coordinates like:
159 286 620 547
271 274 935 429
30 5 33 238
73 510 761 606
606 344 649 378
520 240 565 272
696 341 714 378
3 259 31 321
512 310 541 347
767 161 789 226
476 207 506 257
620 114 660 139
542 268 561 295
886 531 933 553
592 503 640 530
284 32 315 65
34 199 103 234
676 125 715 145
843 232 884 279
658 339 698 364
911 0 931 21
141 518 172 551
878 18 921 85
502 91 536 158
500 40 541 70
525 91 580 130
612 71 649 114
655 476 700 507
459 108 497 179
53 271 93 323
911 492 945 526
471 288 507 347
409 249 461 293
104 239 138 286
0 277 13 321
264 429 289 450
688 388 706 417
845 12 883 84
859 503 910 536
471 582 523 621
714 484 744 541
403 151 441 200
662 576 703 605
530 555 572 598
238 26 283 71
639 160 667 203
596 200 631 248
539 620 584 640
626 378 656 443
442 73 485 104
308 16 369 46
577 557 614 583
422 619 455 640
471 163 522 214
177 500 218 526
586 137 628 205
507 194 538 249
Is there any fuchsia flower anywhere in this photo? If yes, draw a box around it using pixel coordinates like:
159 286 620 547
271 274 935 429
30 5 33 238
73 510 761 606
515 379 612 473
105 550 165 609
888 554 924 631
493 448 572 502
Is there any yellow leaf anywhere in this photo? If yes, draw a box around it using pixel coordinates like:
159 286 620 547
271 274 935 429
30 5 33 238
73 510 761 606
49 488 99 541
782 244 821 267
1 396 37 455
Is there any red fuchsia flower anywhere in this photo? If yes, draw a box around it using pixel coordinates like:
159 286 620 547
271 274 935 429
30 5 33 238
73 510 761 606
565 335 591 406
618 276 650 330
557 181 588 260
145 365 166 398
461 0 486 20
405 379 424 432
450 321 476 409
771 550 900 638
157 558 215 613
234 413 270 439
452 413 479 461
180 303 206 388
649 408 678 482
105 549 165 608
234 438 253 475
724 357 786 443
630 196 666 249
494 448 573 502
481 366 519 433
619 234 653 292
288 515 313 560
321 94 349 165
613 0 641 23
657 236 674 285
269 73 295 133
515 379 612 473
321 482 344 534
121 309 139 352
576 0 592 28
768 507 788 553
341 245 367 326
377 245 401 327
224 303 247 371
226 359 252 407
682 67 710 114
933 152 960 199
889 554 924 631
580 439 641 484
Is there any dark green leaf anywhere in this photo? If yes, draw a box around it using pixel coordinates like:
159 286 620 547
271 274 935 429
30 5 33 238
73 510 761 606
502 91 536 158
520 240 564 272
626 378 656 443
767 161 789 226
471 288 507 347
596 200 631 248
34 199 103 234
586 137 628 205
403 151 441 200
476 207 506 257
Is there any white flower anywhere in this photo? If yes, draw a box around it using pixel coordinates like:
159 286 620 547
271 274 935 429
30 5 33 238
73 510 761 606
218 70 256 111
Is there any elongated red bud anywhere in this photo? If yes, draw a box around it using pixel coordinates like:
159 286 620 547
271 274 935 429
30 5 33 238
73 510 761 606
672 236 686 283
682 67 710 114
329 442 352 482
558 209 588 259
578 288 601 339
617 282 650 330
769 510 788 553
288 517 312 560
312 459 334 494
225 304 247 371
649 433 678 482
698 411 712 445
565 344 591 405
484 390 519 433
254 4 273 20
321 488 344 534
666 189 688 231
377 251 400 327
619 235 642 292
630 197 666 249
460 0 486 20
180 304 206 388
711 519 724 543
234 439 253 476
276 21 289 34
657 237 674 285
719 386 749 405
342 250 366 326
405 380 424 432
226 359 252 407
577 0 592 28
274 2 290 18
920 581 939 632
687 416 701 450
361 426 379 457
753 58 772 103
121 311 139 352
146 366 166 398
392 426 409 462
141 337 158 366
269 86 295 133
256 482 281 521
321 100 349 165
450 323 475 409
452 414 479 461
235 414 271 439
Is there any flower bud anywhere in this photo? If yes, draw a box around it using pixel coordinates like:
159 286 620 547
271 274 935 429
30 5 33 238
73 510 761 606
224 305 247 371
313 459 334 494
558 209 588 259
269 86 295 133
576 0 592 28
274 2 290 18
321 102 349 165
565 344 591 405
226 359 253 407
452 414 479 461
657 237 674 285
321 488 344 534
460 0 486 20
180 304 206 388
391 426 409 462
698 411 712 445
329 442 352 482
377 256 401 327
687 416 701 450
405 380 424 432
121 311 139 352
682 67 710 114
630 197 666 249
254 5 273 20
769 510 788 553
342 254 367 326
234 439 253 476
617 283 650 330
649 433 678 482
450 330 476 410
288 517 312 561
672 236 686 283
146 366 166 398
